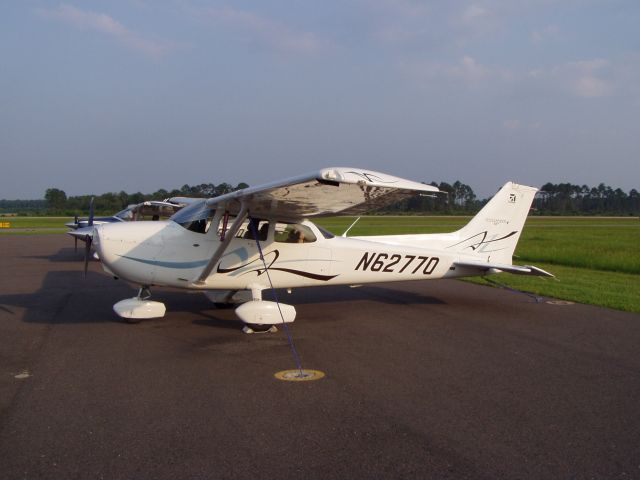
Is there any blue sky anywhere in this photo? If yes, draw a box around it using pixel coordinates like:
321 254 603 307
2 0 639 199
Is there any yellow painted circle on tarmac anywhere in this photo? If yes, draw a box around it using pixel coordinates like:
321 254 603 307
274 369 325 382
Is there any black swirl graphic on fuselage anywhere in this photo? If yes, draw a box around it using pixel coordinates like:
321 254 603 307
216 249 338 281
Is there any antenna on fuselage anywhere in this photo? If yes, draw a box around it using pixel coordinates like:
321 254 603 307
341 217 361 237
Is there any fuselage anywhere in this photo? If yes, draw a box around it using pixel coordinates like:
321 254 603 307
94 218 467 292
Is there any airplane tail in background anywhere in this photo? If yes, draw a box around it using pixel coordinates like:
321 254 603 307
447 182 538 265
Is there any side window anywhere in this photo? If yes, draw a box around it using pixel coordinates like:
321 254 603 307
185 216 214 234
217 217 269 241
241 219 269 241
274 223 316 244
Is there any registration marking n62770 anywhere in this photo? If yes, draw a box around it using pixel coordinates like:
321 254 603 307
355 252 439 275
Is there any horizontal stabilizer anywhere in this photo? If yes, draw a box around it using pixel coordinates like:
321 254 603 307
455 260 554 277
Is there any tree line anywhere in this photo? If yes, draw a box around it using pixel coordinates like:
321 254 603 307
0 180 638 216
535 182 640 215
0 182 249 216
380 181 640 215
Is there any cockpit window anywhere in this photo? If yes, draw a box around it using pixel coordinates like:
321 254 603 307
217 217 269 241
241 219 269 241
274 223 317 243
170 199 215 234
114 206 135 221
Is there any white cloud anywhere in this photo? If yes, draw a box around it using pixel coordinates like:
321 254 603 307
35 4 176 59
402 55 512 86
503 119 521 130
461 5 489 25
371 0 430 18
360 0 434 45
573 76 612 98
195 7 325 54
455 3 498 38
553 59 613 98
531 24 559 44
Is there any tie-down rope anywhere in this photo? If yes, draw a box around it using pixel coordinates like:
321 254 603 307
249 218 304 376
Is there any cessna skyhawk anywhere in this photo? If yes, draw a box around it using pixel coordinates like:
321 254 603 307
90 168 552 332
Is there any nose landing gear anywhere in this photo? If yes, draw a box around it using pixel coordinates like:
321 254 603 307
113 286 166 322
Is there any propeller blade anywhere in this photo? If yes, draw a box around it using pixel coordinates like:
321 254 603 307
84 236 92 278
74 236 78 253
88 197 95 227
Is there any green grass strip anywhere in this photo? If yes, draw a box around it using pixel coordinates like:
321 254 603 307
465 262 640 314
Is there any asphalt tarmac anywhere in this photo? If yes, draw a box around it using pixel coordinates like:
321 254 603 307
1 234 639 479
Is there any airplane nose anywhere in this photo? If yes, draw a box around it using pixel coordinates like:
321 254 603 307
93 224 101 248
93 223 120 277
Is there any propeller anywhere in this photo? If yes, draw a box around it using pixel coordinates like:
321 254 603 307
88 197 94 227
84 197 95 278
83 235 92 278
73 215 79 252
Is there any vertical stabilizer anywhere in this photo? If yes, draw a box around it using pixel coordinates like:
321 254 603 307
447 182 537 264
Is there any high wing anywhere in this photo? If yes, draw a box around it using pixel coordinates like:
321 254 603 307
204 167 439 219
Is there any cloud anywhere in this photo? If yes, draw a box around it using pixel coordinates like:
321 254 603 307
359 0 435 45
461 4 489 25
455 3 499 39
531 24 559 45
35 4 177 59
195 6 325 54
573 75 611 98
533 59 614 98
503 119 521 130
373 0 430 18
402 55 512 86
562 59 613 98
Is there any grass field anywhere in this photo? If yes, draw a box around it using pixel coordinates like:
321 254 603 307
0 216 70 234
2 216 638 313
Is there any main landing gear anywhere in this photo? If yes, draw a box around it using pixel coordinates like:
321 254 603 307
209 285 297 334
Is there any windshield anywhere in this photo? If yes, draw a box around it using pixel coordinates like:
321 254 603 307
170 199 215 234
114 205 135 221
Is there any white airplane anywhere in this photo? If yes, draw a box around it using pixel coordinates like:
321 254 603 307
91 167 552 332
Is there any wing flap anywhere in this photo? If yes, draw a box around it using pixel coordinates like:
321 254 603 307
455 260 554 277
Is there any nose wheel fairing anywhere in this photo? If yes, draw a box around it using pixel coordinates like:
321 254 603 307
112 287 166 321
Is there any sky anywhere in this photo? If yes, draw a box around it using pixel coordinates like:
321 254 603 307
2 0 639 199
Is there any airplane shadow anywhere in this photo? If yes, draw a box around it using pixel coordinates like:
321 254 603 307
0 269 237 328
2 246 444 328
25 246 91 263
262 284 445 307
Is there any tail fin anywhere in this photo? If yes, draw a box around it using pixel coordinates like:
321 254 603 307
447 182 537 264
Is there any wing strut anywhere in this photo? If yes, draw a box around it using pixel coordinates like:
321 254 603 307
193 204 248 285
